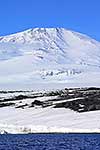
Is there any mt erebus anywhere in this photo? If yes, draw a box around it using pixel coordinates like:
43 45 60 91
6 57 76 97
0 28 100 90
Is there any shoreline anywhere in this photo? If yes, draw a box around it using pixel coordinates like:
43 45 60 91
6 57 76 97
0 124 100 134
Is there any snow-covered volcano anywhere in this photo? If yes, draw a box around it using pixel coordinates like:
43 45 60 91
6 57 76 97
0 28 100 90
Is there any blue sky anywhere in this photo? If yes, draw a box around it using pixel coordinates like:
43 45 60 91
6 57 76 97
0 0 100 41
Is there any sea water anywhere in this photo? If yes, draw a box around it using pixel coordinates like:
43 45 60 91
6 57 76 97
0 133 100 150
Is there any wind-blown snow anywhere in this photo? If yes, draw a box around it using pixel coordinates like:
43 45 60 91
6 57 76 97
0 28 100 90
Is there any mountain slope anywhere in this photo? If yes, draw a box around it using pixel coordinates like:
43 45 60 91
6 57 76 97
0 28 100 90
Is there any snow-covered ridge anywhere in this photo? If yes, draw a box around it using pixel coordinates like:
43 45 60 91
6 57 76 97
0 28 99 44
0 28 100 64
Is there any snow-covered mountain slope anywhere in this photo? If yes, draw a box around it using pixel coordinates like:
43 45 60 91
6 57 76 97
0 28 100 90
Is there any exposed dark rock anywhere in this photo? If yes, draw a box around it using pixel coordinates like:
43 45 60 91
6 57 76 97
0 102 15 107
31 100 44 107
1 87 100 113
15 104 28 109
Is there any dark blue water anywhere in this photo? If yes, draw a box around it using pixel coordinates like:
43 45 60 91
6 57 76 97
0 134 100 150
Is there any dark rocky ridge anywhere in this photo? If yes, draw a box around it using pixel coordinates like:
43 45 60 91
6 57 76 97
0 87 100 113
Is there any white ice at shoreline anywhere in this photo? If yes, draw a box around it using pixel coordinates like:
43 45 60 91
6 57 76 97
0 107 100 134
